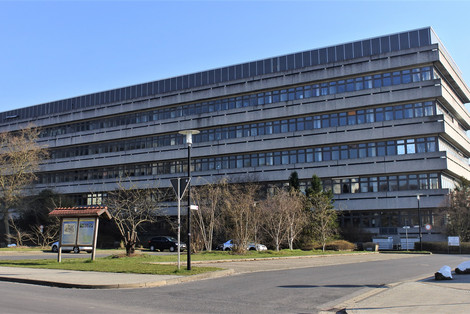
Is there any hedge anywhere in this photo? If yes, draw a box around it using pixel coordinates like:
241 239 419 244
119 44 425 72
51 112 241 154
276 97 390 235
417 241 470 254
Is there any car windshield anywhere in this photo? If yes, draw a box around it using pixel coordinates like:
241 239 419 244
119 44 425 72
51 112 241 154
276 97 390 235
167 237 177 242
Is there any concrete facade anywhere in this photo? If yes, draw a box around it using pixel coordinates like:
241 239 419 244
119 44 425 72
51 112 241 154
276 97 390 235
1 27 469 241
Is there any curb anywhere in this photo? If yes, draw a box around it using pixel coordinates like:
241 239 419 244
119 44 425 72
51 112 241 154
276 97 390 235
0 268 235 289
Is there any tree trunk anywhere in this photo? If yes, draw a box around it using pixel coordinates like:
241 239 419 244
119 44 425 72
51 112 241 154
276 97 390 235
2 209 10 245
288 225 294 250
125 230 137 256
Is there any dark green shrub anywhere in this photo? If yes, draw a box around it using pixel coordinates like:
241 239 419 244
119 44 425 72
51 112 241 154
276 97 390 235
363 242 379 251
340 225 373 243
298 241 316 251
418 241 470 253
321 240 355 251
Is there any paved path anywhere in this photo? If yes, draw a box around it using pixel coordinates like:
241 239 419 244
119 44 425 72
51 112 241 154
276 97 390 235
338 276 470 314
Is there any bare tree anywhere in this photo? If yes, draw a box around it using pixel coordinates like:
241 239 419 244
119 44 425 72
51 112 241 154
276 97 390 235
6 218 31 247
285 190 308 250
222 183 260 253
0 126 48 244
105 181 167 256
192 179 227 251
260 188 289 251
260 188 307 251
29 222 60 248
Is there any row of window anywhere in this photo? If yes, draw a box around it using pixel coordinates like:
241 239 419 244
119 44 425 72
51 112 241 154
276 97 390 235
339 210 436 228
41 136 437 185
194 102 435 142
49 101 436 160
2 29 432 123
193 137 437 171
39 66 435 139
322 173 440 194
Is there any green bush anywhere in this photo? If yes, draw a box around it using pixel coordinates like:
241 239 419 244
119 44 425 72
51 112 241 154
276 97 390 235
315 240 355 251
298 241 315 251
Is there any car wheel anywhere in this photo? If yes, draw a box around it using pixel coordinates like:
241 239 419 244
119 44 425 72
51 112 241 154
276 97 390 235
52 245 58 253
169 246 175 252
73 246 80 254
224 247 231 251
249 247 256 251
150 245 155 251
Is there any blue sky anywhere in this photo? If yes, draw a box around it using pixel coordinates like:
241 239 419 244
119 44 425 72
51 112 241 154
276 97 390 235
1 0 470 113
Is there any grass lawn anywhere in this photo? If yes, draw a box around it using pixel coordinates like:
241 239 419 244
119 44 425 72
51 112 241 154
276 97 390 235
180 249 359 261
0 254 220 275
0 248 366 275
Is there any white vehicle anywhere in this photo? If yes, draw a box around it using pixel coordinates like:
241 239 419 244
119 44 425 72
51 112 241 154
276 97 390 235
51 241 92 254
221 240 267 251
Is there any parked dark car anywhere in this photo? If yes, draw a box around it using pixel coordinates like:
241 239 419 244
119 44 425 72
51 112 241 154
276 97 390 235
148 236 186 252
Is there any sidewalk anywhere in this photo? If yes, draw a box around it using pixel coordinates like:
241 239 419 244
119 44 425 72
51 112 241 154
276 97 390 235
0 266 234 289
324 272 470 313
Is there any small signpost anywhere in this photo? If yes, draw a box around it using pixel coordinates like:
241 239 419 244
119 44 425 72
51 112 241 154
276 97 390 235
49 206 111 262
170 177 190 270
448 236 461 254
403 226 410 251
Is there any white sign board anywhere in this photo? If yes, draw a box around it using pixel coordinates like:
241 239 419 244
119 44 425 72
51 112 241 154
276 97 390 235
77 219 95 245
448 236 460 247
61 218 78 245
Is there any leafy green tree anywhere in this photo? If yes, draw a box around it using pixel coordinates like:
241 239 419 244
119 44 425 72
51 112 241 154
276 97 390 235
14 189 73 247
308 192 338 251
304 175 337 251
18 189 73 228
288 171 300 192
444 177 470 241
307 174 323 195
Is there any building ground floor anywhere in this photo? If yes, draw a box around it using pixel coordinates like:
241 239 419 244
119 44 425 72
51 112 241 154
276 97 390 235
339 208 447 249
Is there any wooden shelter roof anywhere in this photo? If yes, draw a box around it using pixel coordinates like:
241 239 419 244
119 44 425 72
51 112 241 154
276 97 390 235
49 206 111 219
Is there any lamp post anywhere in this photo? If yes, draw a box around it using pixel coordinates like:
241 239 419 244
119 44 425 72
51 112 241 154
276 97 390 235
179 130 199 270
417 194 422 251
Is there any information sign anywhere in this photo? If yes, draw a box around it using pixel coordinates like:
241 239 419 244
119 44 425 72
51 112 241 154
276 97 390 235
61 218 78 245
448 236 460 247
77 219 95 245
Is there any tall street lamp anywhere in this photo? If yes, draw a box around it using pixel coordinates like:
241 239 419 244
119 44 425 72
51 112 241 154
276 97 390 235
417 194 422 251
179 129 199 270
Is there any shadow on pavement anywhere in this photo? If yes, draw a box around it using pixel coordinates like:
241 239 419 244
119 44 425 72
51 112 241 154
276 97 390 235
278 284 386 289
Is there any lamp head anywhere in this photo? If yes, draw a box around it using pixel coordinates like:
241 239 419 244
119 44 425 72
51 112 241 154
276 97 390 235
179 130 200 145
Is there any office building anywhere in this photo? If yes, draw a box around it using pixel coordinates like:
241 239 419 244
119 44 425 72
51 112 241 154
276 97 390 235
1 27 469 241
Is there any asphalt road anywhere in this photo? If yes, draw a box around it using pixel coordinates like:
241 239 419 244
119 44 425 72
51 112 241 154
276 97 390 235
0 253 468 313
